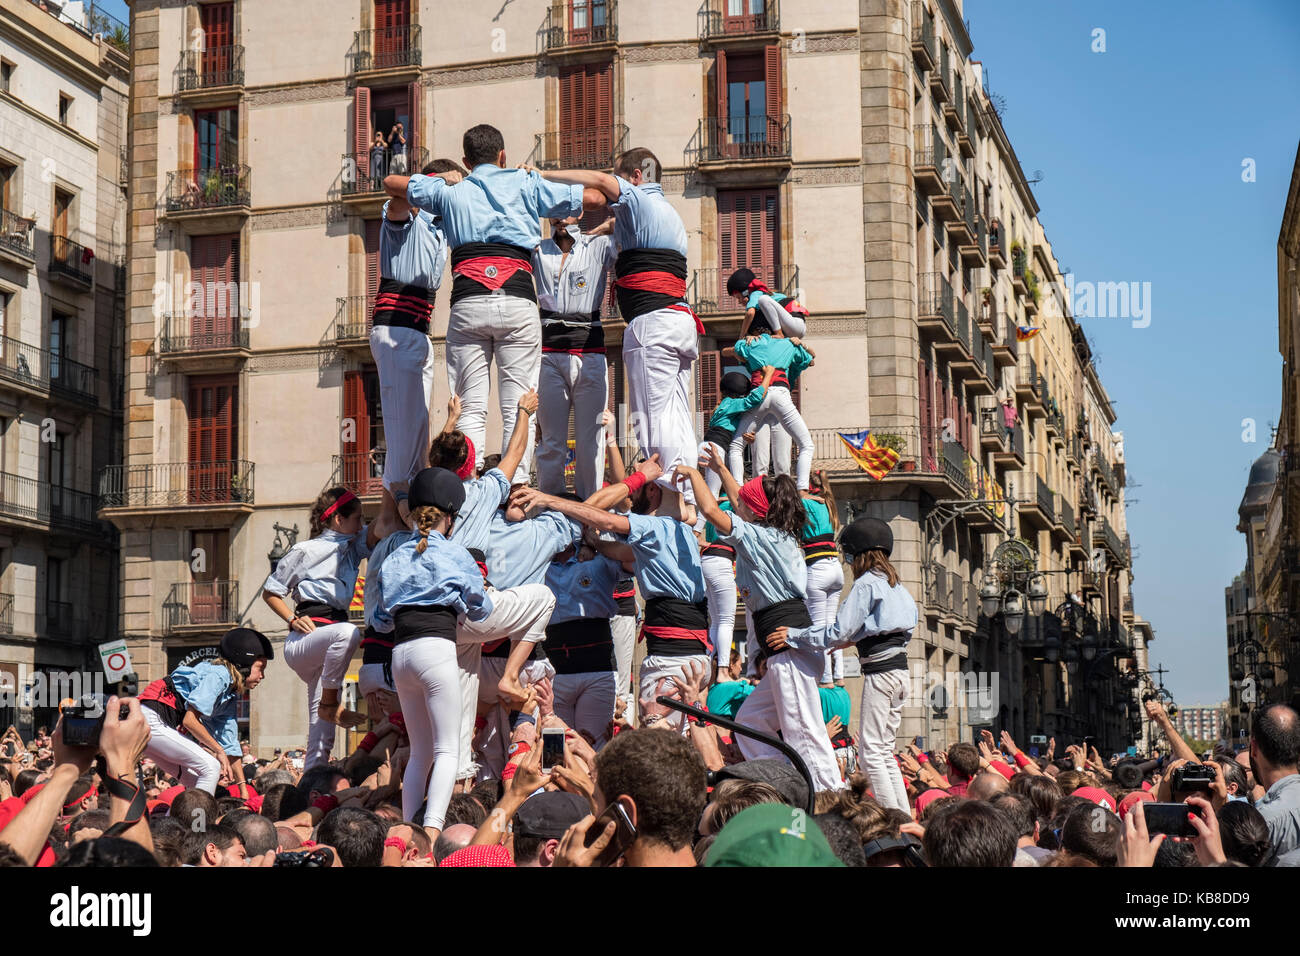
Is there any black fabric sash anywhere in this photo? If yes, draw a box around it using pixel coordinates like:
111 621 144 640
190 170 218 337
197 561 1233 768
613 248 688 320
544 618 615 674
450 242 536 304
392 605 459 644
753 598 814 659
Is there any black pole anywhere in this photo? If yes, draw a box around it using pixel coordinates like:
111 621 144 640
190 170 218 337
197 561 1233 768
656 696 816 815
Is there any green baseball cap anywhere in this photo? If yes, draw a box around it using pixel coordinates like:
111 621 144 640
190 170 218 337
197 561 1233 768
704 803 845 868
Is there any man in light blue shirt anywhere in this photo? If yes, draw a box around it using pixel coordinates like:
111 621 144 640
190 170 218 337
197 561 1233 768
534 149 699 500
384 125 607 485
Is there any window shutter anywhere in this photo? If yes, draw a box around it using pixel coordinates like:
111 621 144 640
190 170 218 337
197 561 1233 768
595 62 613 165
201 2 233 76
354 87 372 178
764 44 781 143
696 349 721 421
343 370 367 463
760 190 777 287
715 50 729 133
364 219 382 318
188 375 238 504
408 80 421 157
559 67 576 167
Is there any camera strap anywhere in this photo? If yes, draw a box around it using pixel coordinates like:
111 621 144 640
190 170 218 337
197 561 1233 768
98 759 148 834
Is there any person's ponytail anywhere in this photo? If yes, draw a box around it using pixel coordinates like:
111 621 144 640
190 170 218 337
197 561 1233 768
761 474 806 540
413 505 447 555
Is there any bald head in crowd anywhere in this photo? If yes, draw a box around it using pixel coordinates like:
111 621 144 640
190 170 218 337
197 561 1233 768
968 771 1010 801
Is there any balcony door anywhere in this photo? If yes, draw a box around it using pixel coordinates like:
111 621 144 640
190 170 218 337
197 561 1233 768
190 529 230 624
559 62 613 169
200 2 234 79
190 234 239 347
343 367 384 495
569 0 608 43
187 374 238 504
52 188 72 270
716 187 778 305
195 107 237 172
725 0 766 32
373 0 410 67
355 84 420 181
716 47 780 157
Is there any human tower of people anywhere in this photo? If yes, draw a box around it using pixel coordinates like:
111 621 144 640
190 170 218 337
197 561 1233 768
135 125 920 843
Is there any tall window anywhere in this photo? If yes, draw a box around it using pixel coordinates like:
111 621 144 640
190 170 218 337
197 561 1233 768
0 161 13 212
49 312 68 382
353 83 420 181
724 0 767 32
190 234 239 344
570 0 608 42
559 62 613 169
58 94 72 126
200 2 235 81
716 187 778 302
195 107 237 170
0 60 13 94
190 529 230 623
714 47 781 155
373 0 411 66
343 367 384 494
187 375 238 503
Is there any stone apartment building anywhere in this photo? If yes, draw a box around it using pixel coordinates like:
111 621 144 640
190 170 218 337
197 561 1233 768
0 0 127 734
114 0 1151 753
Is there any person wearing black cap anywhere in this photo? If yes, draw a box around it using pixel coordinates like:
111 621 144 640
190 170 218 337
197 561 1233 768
512 791 589 867
699 367 775 499
761 515 917 811
725 266 808 340
375 467 493 838
138 627 273 795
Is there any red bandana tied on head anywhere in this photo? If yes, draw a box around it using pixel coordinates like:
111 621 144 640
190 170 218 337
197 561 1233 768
738 475 769 519
747 278 772 295
457 435 476 480
321 489 357 522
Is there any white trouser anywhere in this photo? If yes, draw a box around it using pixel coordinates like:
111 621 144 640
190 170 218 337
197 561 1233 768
446 295 542 486
735 649 845 793
283 621 363 771
611 613 637 710
475 656 555 781
805 557 846 684
858 668 910 811
393 636 461 829
457 583 556 648
358 661 399 720
552 670 617 747
730 385 812 489
370 325 435 491
143 707 222 794
755 295 806 338
638 653 712 731
537 351 609 499
623 307 698 489
702 553 737 666
752 419 793 480
455 583 555 779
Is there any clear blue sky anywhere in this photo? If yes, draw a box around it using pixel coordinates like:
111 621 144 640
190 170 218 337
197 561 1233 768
968 0 1300 707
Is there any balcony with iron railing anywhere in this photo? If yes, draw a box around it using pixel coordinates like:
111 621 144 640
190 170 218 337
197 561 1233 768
946 182 976 246
1011 246 1028 295
691 265 798 316
48 234 94 288
1059 495 1077 540
988 221 1006 269
342 147 430 202
1101 517 1129 566
98 460 255 513
530 126 629 171
347 24 422 77
159 312 251 361
332 296 375 349
175 45 245 94
1017 474 1054 531
913 124 952 201
1093 451 1119 498
331 452 386 500
540 0 617 52
0 472 101 536
162 580 240 634
980 407 1008 452
990 312 1018 367
959 208 987 266
689 114 791 167
0 209 36 266
917 272 956 340
0 335 96 405
0 593 11 634
1017 355 1045 415
698 0 779 40
164 165 251 217
911 1 936 70
944 65 966 136
930 40 950 102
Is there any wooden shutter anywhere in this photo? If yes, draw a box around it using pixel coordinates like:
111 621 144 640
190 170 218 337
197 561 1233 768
764 44 781 147
715 49 728 139
364 219 382 320
607 353 623 412
343 369 369 493
407 80 421 158
920 359 935 470
191 234 239 345
696 349 721 421
187 375 238 504
201 2 233 76
560 62 613 169
374 0 408 61
594 62 613 164
354 87 372 178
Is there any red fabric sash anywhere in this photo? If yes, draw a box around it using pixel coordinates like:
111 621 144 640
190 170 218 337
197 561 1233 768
451 257 534 290
614 270 687 298
667 302 705 335
640 624 713 654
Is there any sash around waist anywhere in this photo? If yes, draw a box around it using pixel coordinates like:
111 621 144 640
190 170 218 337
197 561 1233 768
392 605 459 644
753 598 813 658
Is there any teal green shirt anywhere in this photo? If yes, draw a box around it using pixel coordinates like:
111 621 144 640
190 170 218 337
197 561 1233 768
819 685 852 727
707 389 767 434
704 498 733 546
802 498 834 540
707 679 754 720
734 334 812 382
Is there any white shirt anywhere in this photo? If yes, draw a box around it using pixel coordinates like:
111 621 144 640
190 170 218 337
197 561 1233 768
532 227 615 316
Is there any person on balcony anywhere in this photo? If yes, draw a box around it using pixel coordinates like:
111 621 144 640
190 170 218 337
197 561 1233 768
531 215 616 500
370 157 453 535
261 487 372 771
388 123 408 174
526 149 700 508
384 124 607 487
369 130 389 191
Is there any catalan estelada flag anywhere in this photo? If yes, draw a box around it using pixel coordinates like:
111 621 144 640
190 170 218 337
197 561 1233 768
837 430 900 480
1016 326 1041 341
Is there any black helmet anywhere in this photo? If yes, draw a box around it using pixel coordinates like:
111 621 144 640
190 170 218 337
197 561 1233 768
410 467 466 516
726 267 756 296
839 516 893 558
720 371 752 397
219 627 273 675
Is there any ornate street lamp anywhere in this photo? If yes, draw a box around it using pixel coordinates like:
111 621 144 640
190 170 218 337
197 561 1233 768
980 576 1002 618
1002 589 1025 636
1027 574 1049 616
268 522 299 573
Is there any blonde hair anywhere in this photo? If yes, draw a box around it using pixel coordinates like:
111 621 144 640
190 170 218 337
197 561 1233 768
853 550 899 588
413 505 450 554
218 658 247 695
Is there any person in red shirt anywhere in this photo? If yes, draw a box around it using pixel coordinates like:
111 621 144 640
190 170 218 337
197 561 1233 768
945 742 982 798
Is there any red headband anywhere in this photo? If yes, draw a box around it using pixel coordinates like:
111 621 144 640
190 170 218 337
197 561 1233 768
456 436 476 480
738 475 770 519
321 490 357 522
747 278 771 294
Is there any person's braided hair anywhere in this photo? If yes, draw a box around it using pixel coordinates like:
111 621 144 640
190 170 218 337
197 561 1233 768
413 505 450 555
